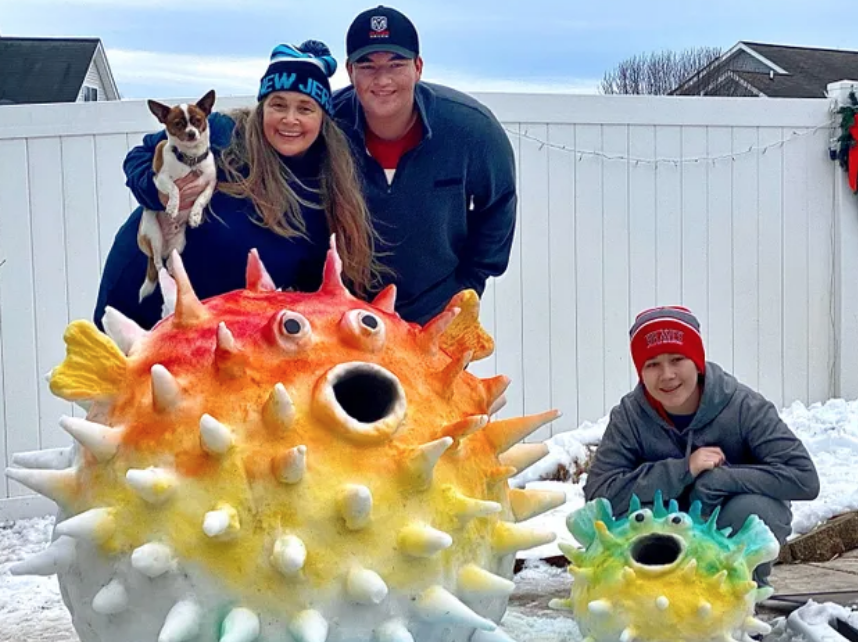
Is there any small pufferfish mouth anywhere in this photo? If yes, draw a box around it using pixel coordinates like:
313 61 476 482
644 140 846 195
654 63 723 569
314 361 407 444
628 532 687 575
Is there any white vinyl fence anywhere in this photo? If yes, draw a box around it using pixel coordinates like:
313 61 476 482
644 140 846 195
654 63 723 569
2 85 858 520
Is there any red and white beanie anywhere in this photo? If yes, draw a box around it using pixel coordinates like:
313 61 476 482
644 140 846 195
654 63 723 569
629 306 706 377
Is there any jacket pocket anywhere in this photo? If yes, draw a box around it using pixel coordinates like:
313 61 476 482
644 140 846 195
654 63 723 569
434 177 464 189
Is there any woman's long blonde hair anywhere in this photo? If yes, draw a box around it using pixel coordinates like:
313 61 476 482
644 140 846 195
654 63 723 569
217 101 387 297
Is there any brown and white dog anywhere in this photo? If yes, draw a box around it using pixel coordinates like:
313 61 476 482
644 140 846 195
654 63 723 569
137 89 217 301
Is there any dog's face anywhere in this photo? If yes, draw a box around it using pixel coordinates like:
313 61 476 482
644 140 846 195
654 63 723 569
147 90 216 145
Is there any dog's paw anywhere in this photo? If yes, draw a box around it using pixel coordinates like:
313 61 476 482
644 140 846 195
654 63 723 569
189 208 203 227
165 200 179 218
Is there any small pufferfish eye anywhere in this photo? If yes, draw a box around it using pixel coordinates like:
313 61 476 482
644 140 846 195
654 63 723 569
668 513 692 529
277 310 312 343
630 510 652 525
360 313 380 330
340 309 386 354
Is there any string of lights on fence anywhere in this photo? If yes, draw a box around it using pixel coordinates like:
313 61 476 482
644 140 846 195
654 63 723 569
503 122 832 166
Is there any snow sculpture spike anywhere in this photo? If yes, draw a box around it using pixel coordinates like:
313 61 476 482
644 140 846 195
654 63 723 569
481 375 511 414
481 410 561 454
159 600 201 642
9 536 76 576
372 284 397 313
12 445 72 470
246 248 276 292
271 534 307 576
215 322 246 378
457 564 516 598
558 493 781 642
7 241 554 642
55 508 116 544
498 442 549 473
5 466 76 505
320 234 349 295
441 414 488 444
59 415 124 462
405 437 453 490
132 542 177 578
220 607 260 642
168 250 208 326
125 467 177 504
151 364 180 412
414 585 496 631
102 305 149 355
263 383 295 430
92 578 128 614
508 488 567 522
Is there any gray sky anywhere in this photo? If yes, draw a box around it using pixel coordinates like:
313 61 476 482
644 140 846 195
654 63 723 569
1 0 853 99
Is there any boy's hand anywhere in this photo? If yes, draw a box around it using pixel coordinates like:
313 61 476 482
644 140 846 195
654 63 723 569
159 172 210 211
689 446 726 477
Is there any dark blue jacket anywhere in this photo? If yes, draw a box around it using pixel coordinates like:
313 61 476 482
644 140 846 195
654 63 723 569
332 81 517 324
95 113 329 331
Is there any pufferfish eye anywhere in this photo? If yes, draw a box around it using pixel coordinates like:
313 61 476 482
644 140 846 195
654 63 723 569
359 312 381 331
667 513 692 529
275 310 313 349
340 309 386 353
629 509 653 527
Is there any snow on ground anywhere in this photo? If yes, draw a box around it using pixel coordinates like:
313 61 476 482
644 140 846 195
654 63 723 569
0 516 76 642
2 397 858 641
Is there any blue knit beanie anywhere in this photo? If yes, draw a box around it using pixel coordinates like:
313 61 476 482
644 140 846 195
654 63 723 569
258 40 337 116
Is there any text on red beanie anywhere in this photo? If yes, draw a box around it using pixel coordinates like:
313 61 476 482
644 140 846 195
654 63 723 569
629 305 706 377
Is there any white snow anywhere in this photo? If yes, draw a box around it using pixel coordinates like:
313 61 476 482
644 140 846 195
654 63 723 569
767 600 858 642
2 397 858 641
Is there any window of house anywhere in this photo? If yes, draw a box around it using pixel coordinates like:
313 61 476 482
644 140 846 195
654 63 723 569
82 86 98 102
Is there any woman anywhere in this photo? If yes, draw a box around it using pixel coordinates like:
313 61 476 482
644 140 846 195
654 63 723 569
95 40 385 330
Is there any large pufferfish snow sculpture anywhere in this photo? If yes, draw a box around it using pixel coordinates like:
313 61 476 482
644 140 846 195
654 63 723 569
5 239 566 642
551 492 781 642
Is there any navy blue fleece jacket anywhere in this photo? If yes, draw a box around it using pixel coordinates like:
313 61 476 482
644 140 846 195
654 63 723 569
95 113 329 330
332 81 517 324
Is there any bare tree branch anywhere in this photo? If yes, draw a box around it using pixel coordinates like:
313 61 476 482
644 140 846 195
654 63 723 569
601 47 722 95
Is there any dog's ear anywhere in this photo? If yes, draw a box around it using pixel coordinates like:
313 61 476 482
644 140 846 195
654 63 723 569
196 90 216 116
148 99 172 124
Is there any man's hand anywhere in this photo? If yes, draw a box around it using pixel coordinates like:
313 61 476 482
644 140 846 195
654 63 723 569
158 172 211 211
689 446 726 477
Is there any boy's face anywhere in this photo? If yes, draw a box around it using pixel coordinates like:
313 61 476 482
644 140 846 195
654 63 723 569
347 52 423 124
641 353 700 414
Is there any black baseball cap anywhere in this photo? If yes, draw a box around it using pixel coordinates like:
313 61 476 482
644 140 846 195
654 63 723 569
346 5 420 64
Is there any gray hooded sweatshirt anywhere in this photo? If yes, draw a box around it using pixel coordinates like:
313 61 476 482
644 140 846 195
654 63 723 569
583 362 820 516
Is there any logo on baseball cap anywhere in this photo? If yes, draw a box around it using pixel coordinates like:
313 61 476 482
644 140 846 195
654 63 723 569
346 5 420 63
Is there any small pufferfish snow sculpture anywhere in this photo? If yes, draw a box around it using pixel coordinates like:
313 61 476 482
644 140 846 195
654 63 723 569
5 237 566 642
551 492 781 642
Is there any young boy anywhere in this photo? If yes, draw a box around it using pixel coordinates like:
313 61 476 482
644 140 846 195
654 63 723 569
583 305 820 585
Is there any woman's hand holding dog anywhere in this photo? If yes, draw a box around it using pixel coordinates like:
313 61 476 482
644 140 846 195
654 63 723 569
160 172 213 212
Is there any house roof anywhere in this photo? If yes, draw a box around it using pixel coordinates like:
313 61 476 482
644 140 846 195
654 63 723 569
740 42 858 97
0 36 100 104
674 41 858 98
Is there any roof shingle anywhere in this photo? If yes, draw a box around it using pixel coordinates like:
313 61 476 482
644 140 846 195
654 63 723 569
0 37 99 104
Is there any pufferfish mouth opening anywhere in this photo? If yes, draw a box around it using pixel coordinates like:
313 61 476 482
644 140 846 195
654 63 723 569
628 533 686 575
314 362 407 444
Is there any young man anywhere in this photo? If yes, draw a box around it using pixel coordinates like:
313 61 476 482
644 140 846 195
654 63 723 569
333 5 517 324
583 306 820 586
